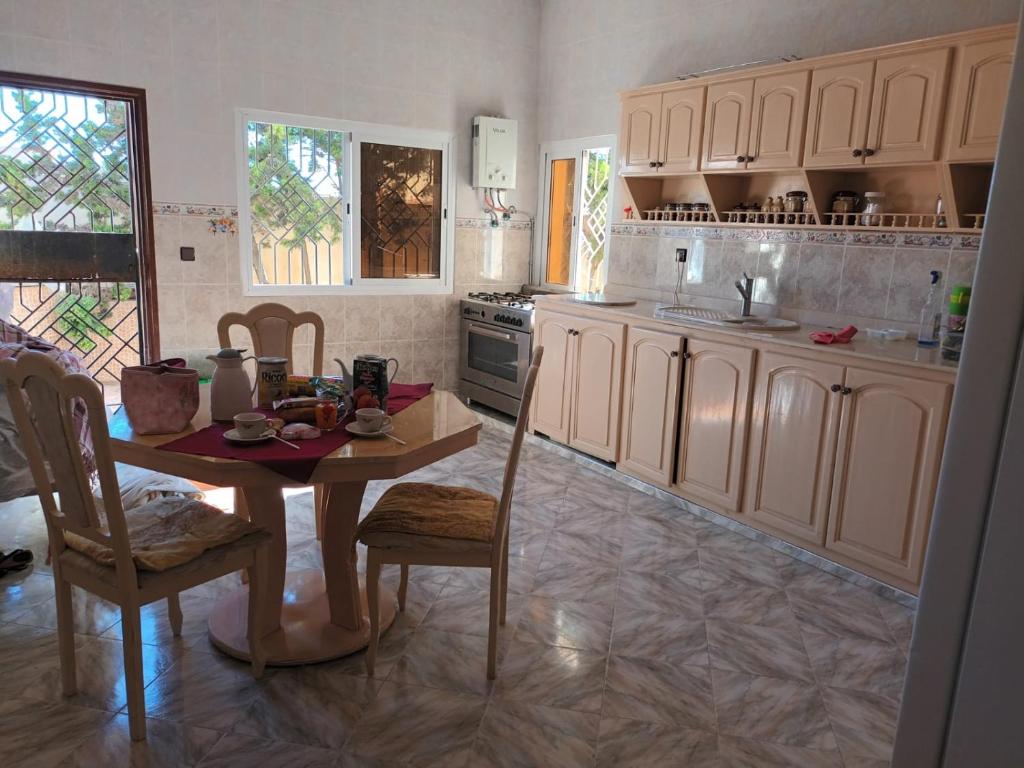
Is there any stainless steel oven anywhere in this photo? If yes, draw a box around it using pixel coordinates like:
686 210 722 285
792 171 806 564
458 293 535 416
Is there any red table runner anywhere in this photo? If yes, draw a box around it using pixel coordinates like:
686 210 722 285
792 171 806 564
157 382 433 484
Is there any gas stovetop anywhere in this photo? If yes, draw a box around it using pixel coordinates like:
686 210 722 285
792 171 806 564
461 292 535 331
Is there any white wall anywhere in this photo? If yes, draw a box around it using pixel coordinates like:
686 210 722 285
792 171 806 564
538 0 1022 143
0 0 542 215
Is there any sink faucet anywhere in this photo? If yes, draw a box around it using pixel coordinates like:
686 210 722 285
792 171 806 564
735 272 754 317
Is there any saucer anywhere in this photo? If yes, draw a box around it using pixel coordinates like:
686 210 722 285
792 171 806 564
224 427 276 444
345 422 395 438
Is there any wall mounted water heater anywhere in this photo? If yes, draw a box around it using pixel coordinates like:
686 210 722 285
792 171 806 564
472 116 517 190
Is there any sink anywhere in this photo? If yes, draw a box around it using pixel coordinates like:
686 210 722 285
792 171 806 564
655 305 800 331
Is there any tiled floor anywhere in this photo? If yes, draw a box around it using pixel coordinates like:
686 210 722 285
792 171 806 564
0 425 914 767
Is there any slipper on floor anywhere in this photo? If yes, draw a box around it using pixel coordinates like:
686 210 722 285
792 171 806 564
0 549 34 573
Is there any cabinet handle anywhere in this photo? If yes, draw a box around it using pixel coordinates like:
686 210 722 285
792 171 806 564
841 386 853 395
649 161 657 168
736 155 746 163
682 351 693 359
657 161 665 167
852 148 863 158
670 350 679 357
830 383 842 393
863 148 875 157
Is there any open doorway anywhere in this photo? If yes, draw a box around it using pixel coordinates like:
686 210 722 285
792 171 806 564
0 71 158 402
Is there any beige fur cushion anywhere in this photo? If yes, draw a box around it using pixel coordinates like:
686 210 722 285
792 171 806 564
357 482 497 547
64 496 258 572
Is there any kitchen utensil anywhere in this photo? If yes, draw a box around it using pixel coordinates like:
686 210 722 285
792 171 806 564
255 356 288 409
206 348 255 422
121 362 199 435
270 434 301 450
338 354 399 410
233 412 268 439
356 408 392 432
383 432 407 446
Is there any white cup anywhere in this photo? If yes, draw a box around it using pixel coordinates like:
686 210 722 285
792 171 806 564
356 408 392 432
234 412 268 438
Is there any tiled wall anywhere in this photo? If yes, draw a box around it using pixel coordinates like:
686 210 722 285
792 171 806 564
154 204 531 388
606 225 980 331
537 0 1019 143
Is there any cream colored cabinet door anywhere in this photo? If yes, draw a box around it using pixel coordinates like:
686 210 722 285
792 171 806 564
568 317 626 461
825 367 952 589
618 327 683 485
530 310 576 445
620 93 663 174
675 339 754 516
865 47 951 164
702 79 754 170
660 87 705 173
747 71 810 170
743 352 845 545
946 36 1015 161
804 59 875 167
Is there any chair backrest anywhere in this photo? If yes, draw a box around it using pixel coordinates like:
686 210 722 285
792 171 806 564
0 351 135 576
494 346 544 555
217 302 325 376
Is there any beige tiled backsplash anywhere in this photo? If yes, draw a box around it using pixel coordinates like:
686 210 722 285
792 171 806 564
605 225 980 332
153 206 532 388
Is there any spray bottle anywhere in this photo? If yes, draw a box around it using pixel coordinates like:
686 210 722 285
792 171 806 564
916 270 943 348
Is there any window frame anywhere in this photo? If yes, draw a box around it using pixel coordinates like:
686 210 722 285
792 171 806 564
235 108 456 296
532 134 616 293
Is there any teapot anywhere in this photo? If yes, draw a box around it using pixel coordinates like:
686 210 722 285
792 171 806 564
334 354 399 410
206 348 255 421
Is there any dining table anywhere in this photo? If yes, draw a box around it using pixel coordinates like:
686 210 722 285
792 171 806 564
106 385 481 665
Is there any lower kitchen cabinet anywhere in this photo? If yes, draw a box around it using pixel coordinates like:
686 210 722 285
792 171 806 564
531 309 625 462
825 366 952 588
674 338 754 515
619 326 684 485
743 351 845 545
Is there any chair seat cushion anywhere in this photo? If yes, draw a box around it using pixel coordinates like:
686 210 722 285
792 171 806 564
356 482 497 550
64 496 259 572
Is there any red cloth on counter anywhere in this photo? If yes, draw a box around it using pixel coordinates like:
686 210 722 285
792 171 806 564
809 325 858 345
157 382 433 484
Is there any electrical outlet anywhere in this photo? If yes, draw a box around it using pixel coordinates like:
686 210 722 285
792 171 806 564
180 246 195 262
675 247 687 263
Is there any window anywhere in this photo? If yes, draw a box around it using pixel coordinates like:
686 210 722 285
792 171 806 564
237 109 455 295
533 136 615 293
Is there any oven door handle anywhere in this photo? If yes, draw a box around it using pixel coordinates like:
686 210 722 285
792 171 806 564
467 323 517 342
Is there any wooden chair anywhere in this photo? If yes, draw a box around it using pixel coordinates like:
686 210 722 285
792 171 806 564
217 302 328 537
0 351 270 742
358 347 543 679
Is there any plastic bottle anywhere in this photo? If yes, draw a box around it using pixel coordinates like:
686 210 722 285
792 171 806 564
917 270 943 347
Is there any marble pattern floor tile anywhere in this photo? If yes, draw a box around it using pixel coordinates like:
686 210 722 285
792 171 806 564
802 626 907 699
713 668 837 750
11 586 122 636
494 638 607 713
874 595 916 654
514 596 613 652
699 545 784 589
788 584 894 643
603 655 716 730
596 717 719 768
471 699 599 768
610 607 708 666
345 681 485 767
707 619 814 682
390 628 499 696
0 695 115 768
701 571 796 627
717 735 844 767
197 733 339 767
419 588 524 638
530 558 619 605
615 566 704 619
821 685 900 762
56 714 221 768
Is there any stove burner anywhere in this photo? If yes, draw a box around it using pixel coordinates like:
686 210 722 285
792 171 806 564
466 291 535 310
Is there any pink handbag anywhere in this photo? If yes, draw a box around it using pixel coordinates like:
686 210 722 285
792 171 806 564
121 360 200 435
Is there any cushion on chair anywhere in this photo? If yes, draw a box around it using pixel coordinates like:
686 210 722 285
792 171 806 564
356 482 498 550
63 496 259 572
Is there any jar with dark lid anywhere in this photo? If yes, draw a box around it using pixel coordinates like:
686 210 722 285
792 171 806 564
831 191 859 215
783 191 807 214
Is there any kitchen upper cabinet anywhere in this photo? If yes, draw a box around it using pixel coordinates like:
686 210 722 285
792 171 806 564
748 70 810 170
675 339 754 515
825 367 951 588
619 327 683 485
743 352 845 545
531 311 576 444
946 36 1015 161
866 47 952 164
703 79 755 170
620 93 663 174
804 60 876 167
569 317 626 461
531 309 625 462
660 87 706 173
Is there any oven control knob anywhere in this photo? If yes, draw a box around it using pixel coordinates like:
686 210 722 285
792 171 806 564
516 318 523 327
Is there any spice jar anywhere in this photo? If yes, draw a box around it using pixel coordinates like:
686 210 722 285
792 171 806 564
831 191 859 216
861 192 885 226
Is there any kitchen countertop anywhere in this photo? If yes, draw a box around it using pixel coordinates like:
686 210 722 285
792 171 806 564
534 293 959 376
